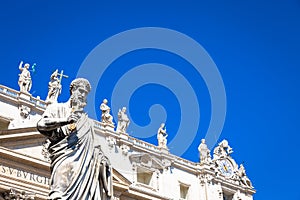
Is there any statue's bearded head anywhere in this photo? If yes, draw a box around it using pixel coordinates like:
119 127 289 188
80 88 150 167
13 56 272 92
69 78 91 110
24 63 30 69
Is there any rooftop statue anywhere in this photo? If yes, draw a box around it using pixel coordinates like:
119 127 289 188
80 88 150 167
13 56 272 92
46 69 60 103
236 164 252 187
46 69 68 104
198 139 211 164
37 78 112 200
116 107 130 133
157 123 168 148
100 99 114 125
213 139 233 160
18 61 32 93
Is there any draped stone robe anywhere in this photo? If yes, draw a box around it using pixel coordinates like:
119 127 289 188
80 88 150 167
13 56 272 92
38 103 112 200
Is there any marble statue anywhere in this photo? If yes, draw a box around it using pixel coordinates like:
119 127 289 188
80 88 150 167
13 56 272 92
116 107 130 133
46 69 68 104
37 78 112 200
100 99 114 125
237 164 252 187
18 61 32 93
213 139 233 160
157 123 168 148
198 139 211 163
46 69 61 103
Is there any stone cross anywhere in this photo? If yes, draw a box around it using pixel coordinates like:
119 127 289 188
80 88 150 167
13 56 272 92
57 70 69 84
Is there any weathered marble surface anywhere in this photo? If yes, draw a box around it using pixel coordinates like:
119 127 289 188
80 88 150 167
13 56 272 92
37 78 112 200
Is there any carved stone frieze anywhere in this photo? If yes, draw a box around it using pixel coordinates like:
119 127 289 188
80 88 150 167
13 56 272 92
0 188 35 200
199 173 214 185
129 153 165 170
19 105 31 119
120 144 130 156
106 136 117 148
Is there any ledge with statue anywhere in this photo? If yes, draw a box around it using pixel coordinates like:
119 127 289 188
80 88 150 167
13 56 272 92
0 62 255 200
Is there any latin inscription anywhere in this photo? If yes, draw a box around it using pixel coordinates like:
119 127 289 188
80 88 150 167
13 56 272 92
0 164 50 185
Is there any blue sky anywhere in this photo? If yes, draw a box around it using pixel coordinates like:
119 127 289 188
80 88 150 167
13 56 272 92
1 1 299 199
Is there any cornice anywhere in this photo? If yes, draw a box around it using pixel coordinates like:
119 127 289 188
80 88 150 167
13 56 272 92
0 146 50 171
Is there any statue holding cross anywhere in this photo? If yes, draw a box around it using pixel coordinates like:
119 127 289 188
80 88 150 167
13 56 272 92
46 69 68 104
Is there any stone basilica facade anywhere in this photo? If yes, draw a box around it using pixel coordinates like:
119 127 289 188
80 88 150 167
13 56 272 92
0 67 255 200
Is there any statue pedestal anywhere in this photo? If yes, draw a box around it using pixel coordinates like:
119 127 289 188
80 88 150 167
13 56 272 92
159 147 169 154
100 122 115 131
19 92 31 101
45 99 57 105
119 132 129 140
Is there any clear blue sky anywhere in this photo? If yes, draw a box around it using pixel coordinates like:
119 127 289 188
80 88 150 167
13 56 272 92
1 1 299 199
